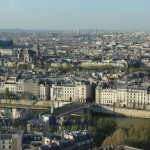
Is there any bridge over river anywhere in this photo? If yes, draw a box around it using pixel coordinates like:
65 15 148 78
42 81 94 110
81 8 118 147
1 99 150 118
52 102 150 119
52 102 94 118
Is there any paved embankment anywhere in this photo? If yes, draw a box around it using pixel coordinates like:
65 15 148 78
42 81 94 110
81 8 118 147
0 99 70 109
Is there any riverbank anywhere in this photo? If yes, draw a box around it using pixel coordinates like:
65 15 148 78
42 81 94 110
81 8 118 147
0 99 70 109
1 99 150 119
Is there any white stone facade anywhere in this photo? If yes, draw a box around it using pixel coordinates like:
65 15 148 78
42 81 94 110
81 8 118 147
0 132 22 150
50 82 92 102
0 77 50 100
96 85 150 109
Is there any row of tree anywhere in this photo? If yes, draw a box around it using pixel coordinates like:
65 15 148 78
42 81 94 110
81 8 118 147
57 64 115 72
102 122 150 150
124 66 150 74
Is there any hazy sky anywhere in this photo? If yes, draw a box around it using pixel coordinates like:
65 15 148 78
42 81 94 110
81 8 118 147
0 0 150 30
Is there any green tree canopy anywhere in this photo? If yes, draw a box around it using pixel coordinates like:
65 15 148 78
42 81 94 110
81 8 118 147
102 128 128 147
3 87 10 99
102 123 150 150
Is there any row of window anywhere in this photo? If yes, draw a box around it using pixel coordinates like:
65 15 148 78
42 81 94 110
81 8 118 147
0 145 11 149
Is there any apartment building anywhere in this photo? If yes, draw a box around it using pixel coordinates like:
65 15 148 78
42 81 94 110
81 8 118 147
39 81 50 100
96 84 150 109
96 86 117 105
0 76 50 100
63 130 93 150
0 76 19 94
24 79 39 98
27 119 49 132
0 108 31 120
0 131 22 150
0 119 13 130
3 77 17 93
0 80 5 93
16 79 24 93
50 82 92 102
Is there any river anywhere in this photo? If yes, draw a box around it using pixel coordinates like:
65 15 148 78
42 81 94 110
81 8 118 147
93 114 150 127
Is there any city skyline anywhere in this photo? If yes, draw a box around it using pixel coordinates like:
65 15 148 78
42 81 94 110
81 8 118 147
0 0 150 31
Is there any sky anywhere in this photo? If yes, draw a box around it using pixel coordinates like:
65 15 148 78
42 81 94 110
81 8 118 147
0 0 150 30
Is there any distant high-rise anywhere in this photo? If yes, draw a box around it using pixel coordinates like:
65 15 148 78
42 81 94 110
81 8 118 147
78 30 81 35
95 29 98 35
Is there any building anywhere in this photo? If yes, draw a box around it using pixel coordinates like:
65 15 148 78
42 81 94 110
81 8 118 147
96 86 117 105
39 81 50 100
0 39 13 48
0 49 14 56
63 130 93 150
0 119 13 130
55 139 75 150
24 79 39 99
4 77 17 93
27 119 49 132
0 76 51 100
0 108 31 120
0 131 22 150
22 130 93 150
0 76 18 95
96 84 150 109
16 79 24 93
23 48 36 63
22 133 61 150
22 133 43 149
50 81 92 102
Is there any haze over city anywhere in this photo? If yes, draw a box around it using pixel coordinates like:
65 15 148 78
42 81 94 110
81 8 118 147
1 1 150 150
0 0 150 30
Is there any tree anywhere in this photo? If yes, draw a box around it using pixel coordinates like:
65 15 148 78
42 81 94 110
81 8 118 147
102 128 128 147
83 115 117 147
46 128 54 134
3 88 10 99
71 125 81 131
93 118 117 146
102 123 150 150
18 64 28 69
96 118 117 136
13 125 26 131
57 126 68 133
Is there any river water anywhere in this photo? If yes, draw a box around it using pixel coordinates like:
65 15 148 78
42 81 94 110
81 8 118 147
93 114 150 127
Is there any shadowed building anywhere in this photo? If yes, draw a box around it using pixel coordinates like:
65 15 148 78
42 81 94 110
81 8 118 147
0 38 13 48
23 48 36 62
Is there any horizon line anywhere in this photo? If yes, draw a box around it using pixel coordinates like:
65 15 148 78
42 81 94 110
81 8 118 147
0 28 150 32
